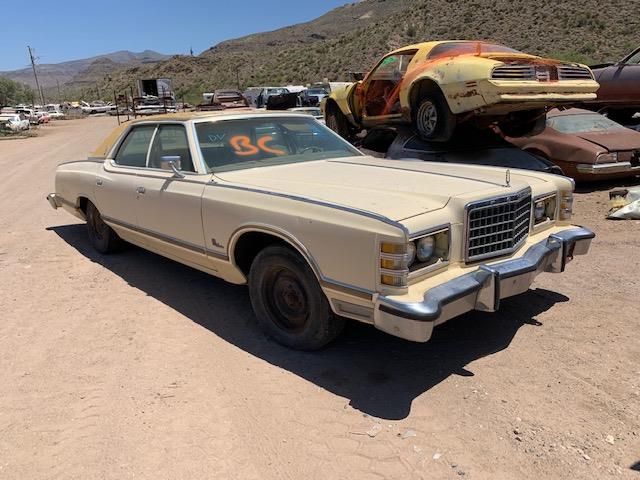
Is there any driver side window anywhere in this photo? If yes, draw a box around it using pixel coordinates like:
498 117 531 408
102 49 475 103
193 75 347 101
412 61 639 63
148 124 195 172
365 51 417 117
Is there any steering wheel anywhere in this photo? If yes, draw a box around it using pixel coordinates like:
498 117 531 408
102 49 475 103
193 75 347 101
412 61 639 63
299 146 323 154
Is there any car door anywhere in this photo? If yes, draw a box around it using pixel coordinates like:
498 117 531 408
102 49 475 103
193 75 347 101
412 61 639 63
361 50 417 125
134 123 211 267
95 124 155 228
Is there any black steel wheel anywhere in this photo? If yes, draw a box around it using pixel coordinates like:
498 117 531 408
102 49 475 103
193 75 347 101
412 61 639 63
248 245 344 350
86 201 121 254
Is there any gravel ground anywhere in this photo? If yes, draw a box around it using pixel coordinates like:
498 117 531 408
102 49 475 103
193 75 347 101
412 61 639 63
0 116 638 479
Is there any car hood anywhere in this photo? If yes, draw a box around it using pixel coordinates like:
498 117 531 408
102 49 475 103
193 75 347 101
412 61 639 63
214 156 543 222
572 129 640 151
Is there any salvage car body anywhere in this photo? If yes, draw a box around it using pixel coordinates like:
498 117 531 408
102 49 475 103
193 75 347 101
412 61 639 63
0 113 30 131
588 47 640 123
326 40 598 139
508 108 640 181
48 111 594 347
361 126 564 174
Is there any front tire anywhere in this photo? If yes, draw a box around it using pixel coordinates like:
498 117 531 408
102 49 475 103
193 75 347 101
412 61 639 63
248 245 344 350
412 92 456 142
325 104 352 141
86 201 121 254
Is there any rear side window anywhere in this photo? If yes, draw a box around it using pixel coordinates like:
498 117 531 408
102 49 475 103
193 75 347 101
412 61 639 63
114 126 155 167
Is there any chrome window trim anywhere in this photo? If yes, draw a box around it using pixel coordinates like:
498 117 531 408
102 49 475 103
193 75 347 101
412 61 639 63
106 159 206 178
108 120 207 174
530 192 558 233
463 187 532 264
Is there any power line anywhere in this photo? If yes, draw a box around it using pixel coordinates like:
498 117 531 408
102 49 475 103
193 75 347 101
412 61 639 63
27 46 45 105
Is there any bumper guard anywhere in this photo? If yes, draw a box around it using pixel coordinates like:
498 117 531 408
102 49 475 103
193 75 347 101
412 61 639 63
374 227 595 342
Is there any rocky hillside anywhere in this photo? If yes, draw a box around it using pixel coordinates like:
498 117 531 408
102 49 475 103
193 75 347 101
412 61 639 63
59 0 640 101
0 50 170 89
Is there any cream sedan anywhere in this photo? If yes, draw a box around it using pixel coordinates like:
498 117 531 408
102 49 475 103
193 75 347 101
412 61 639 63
48 111 594 350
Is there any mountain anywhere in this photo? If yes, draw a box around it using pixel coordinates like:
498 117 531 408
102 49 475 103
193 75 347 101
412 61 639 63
14 0 640 102
0 50 171 89
94 0 640 103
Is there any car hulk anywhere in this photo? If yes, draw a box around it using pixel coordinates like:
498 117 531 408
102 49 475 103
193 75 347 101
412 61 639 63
325 40 599 142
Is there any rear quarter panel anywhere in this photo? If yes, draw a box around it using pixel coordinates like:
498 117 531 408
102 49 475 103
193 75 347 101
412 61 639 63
55 160 101 218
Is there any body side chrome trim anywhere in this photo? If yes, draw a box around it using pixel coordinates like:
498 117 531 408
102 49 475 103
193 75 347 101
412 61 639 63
211 182 410 236
102 215 229 260
59 158 104 165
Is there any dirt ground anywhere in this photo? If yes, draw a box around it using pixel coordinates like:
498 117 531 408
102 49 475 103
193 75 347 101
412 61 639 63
0 116 638 479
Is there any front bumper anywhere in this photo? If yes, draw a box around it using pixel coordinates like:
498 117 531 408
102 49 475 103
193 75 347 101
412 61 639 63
374 227 594 342
576 162 640 175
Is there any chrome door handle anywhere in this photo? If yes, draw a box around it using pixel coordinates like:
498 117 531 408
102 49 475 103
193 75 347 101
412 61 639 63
96 179 103 186
136 186 145 194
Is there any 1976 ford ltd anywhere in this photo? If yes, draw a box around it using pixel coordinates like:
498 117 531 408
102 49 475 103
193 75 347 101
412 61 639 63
48 111 594 350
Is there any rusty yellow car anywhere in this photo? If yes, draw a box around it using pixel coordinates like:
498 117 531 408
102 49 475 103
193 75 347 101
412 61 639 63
48 111 594 350
325 41 599 141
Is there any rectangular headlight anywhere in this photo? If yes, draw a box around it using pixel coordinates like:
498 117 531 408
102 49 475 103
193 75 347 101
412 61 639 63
532 193 557 228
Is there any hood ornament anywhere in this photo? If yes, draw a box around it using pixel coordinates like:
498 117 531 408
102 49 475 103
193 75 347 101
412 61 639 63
505 169 511 188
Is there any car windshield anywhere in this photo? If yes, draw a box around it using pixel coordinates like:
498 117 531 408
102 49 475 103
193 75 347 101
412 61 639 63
547 114 625 133
307 88 328 95
195 116 362 173
428 42 522 59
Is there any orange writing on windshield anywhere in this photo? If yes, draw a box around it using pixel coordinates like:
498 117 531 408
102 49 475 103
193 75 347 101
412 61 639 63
230 135 285 156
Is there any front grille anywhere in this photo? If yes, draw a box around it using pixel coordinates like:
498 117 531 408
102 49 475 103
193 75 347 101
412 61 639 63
558 65 593 80
465 190 531 262
491 65 536 80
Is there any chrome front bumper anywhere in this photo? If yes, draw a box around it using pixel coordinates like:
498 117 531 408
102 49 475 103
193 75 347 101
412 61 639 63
576 162 640 175
374 227 595 342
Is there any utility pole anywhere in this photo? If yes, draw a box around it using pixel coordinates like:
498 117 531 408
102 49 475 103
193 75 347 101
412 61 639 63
56 79 61 102
27 46 45 106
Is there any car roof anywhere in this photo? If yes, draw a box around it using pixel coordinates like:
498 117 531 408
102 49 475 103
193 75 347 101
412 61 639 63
90 109 315 158
387 40 514 55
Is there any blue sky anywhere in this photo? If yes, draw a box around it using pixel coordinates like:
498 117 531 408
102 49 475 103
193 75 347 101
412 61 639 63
3 0 349 71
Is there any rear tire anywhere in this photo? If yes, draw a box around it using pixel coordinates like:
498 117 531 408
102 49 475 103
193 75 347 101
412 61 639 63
248 245 344 350
412 92 456 142
86 201 121 254
325 104 353 141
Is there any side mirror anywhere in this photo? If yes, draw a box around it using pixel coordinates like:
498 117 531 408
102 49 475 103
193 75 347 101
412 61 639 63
160 155 184 178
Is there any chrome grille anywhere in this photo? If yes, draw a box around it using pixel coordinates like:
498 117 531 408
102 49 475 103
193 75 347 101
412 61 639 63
558 65 593 80
491 65 536 80
465 190 531 262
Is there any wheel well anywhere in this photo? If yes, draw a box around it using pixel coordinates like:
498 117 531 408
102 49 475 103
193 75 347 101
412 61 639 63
409 79 442 110
78 197 89 214
233 232 296 276
324 99 338 114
